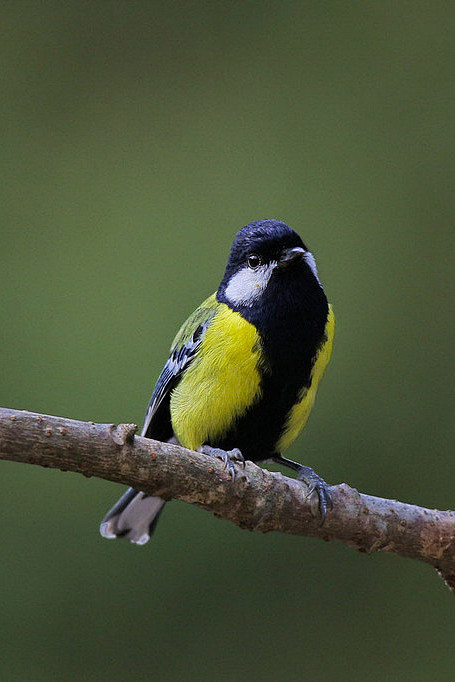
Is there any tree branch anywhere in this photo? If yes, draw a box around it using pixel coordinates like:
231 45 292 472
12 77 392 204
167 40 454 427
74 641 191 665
1 406 454 594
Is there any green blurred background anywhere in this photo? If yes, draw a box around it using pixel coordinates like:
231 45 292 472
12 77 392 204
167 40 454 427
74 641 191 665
2 2 455 680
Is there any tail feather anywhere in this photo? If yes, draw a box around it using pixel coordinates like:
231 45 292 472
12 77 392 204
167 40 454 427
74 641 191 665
100 488 165 545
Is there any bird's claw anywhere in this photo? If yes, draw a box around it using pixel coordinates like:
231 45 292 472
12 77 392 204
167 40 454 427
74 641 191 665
297 466 333 523
200 446 246 481
227 448 246 469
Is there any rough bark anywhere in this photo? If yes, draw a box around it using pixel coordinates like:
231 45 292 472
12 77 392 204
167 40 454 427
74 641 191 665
1 406 454 594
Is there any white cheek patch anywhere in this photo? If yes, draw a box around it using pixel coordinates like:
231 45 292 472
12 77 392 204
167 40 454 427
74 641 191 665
304 251 322 286
225 263 276 306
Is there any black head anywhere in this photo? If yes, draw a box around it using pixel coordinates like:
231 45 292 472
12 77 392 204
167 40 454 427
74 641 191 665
225 219 307 268
217 219 322 310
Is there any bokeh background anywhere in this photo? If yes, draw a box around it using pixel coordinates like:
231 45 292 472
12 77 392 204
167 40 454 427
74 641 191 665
2 2 455 680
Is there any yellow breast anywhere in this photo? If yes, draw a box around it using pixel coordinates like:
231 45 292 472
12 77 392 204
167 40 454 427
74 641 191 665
170 303 262 450
277 304 335 452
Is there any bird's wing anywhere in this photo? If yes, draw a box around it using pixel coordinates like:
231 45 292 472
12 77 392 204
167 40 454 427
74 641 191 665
141 293 219 438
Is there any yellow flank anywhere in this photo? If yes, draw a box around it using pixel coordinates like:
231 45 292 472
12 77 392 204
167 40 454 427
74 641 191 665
170 303 262 450
277 304 335 452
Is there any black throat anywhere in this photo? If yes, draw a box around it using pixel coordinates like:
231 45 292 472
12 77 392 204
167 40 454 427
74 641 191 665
218 265 328 384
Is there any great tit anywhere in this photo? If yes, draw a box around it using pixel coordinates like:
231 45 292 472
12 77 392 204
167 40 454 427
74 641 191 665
100 219 334 545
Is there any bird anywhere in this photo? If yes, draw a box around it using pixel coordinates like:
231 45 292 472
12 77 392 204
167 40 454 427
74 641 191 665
100 219 335 545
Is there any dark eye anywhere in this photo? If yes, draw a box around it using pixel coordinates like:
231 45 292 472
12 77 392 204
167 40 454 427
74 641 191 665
247 254 262 269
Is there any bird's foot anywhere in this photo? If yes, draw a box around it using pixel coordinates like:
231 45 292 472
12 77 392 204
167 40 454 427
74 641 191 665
296 465 333 523
199 445 246 480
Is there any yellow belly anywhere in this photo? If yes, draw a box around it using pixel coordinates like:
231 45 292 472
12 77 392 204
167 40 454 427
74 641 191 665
277 304 335 452
170 303 262 450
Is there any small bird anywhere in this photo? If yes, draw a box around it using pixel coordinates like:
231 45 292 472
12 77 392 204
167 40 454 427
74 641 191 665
100 219 335 545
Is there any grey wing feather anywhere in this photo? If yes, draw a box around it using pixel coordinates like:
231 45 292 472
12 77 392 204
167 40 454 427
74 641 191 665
100 295 218 545
140 319 210 437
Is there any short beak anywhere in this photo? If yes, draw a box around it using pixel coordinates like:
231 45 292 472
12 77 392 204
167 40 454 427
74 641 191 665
278 246 305 268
